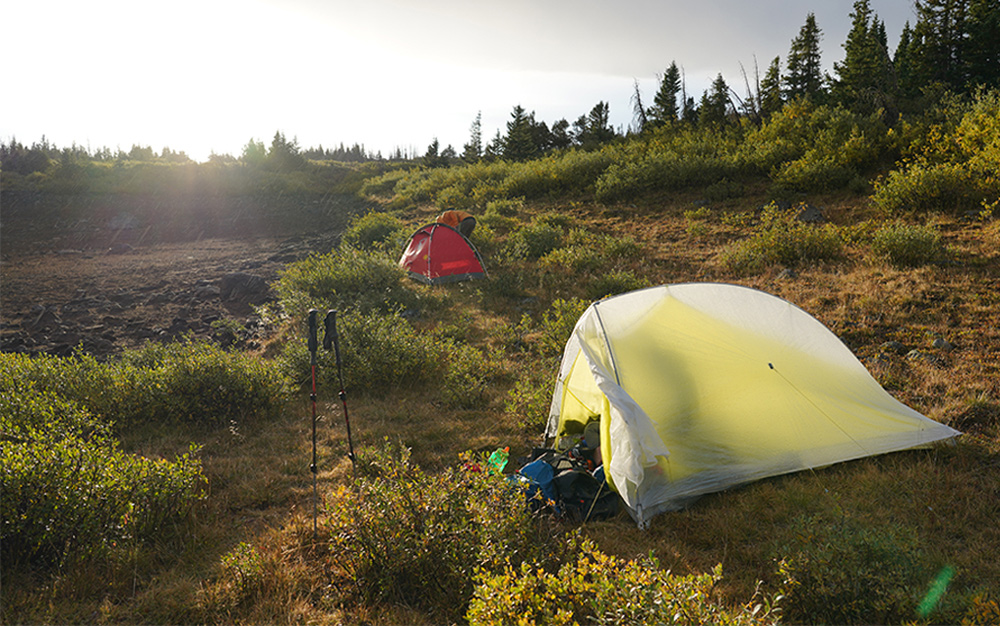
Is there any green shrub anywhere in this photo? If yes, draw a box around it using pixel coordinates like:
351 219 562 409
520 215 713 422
740 100 895 181
872 162 981 214
873 89 1000 215
771 154 857 193
280 310 445 395
321 441 562 623
340 210 407 253
0 369 205 570
274 247 423 320
777 515 928 625
594 128 741 204
540 230 643 273
535 298 589 357
468 539 781 626
719 203 844 275
585 270 651 300
439 342 503 410
505 222 566 260
505 367 557 432
869 222 945 267
485 196 525 217
3 344 287 429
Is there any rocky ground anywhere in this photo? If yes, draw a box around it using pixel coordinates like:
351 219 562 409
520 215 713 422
1 194 356 358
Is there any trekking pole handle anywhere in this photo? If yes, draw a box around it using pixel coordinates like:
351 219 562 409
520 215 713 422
323 309 336 352
307 309 319 364
324 310 342 371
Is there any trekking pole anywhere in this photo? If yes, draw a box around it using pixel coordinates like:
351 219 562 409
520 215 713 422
307 309 320 539
324 309 357 471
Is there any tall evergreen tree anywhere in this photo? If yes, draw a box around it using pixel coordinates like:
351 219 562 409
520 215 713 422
966 0 1000 88
550 119 573 150
462 111 482 162
911 0 972 91
503 105 538 161
575 101 616 147
785 12 826 101
699 74 731 127
833 0 896 114
649 61 682 126
894 22 922 100
760 56 784 118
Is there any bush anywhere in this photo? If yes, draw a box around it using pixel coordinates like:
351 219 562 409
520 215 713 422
535 298 590 357
468 539 781 626
439 342 503 410
540 230 642 273
340 210 407 253
719 203 844 275
274 247 423 320
869 222 945 267
505 222 566 260
280 309 445 395
585 270 651 300
873 89 1000 215
777 515 928 625
3 343 287 429
0 369 205 570
321 442 562 623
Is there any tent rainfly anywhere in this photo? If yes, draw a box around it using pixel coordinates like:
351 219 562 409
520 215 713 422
546 283 960 528
398 223 487 285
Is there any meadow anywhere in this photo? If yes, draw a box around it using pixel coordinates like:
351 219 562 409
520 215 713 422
2 91 999 624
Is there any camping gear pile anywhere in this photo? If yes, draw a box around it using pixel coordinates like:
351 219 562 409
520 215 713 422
544 283 960 528
515 421 620 522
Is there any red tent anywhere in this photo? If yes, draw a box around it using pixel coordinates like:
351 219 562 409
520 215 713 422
398 223 487 285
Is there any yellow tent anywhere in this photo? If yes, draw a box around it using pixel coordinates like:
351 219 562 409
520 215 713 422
546 284 960 527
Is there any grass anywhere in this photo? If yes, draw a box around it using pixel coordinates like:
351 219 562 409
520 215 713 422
4 189 999 624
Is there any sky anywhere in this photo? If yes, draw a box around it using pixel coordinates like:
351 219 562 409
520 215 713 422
4 0 919 163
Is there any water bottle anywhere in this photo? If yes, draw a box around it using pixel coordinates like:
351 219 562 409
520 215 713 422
487 446 509 474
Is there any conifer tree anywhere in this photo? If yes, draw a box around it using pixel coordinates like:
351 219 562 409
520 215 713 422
785 13 826 101
699 74 731 127
462 111 483 162
833 0 896 114
503 105 538 161
550 119 573 150
966 0 1000 88
760 56 784 118
894 22 922 100
649 62 682 127
911 0 971 91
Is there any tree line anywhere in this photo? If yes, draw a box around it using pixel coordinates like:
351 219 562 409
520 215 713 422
3 0 997 178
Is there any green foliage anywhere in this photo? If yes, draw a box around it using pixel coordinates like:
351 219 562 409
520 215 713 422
874 89 1000 214
719 203 845 274
585 270 652 300
439 342 503 410
869 222 946 267
339 210 407 253
739 100 896 193
220 542 266 597
0 367 205 571
535 298 590 357
273 247 423 320
280 310 445 395
322 441 562 623
777 515 928 625
594 129 740 204
505 221 566 260
2 343 287 430
540 229 642 274
468 539 781 626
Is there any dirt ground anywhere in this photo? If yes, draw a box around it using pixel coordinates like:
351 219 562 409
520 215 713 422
0 194 357 358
